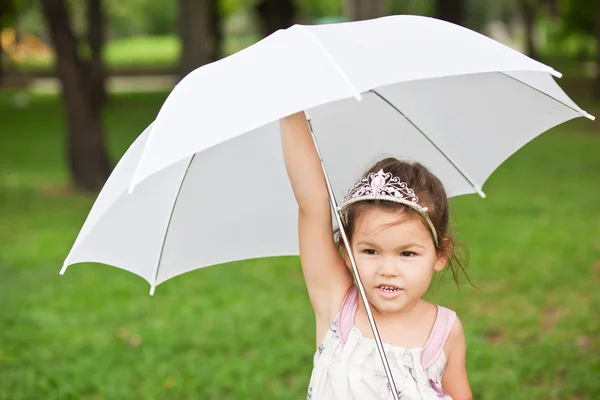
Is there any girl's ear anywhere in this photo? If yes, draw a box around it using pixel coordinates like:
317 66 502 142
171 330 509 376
434 254 447 272
434 237 452 273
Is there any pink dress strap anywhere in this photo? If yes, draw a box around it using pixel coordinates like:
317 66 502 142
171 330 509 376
420 305 457 370
338 285 359 344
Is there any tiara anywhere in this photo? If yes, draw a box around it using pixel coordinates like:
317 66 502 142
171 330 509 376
339 169 438 246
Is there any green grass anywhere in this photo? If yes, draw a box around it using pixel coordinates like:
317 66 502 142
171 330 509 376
14 34 259 73
104 36 180 70
0 87 599 400
15 36 179 72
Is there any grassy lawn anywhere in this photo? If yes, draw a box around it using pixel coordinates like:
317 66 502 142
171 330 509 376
14 34 259 74
0 87 599 400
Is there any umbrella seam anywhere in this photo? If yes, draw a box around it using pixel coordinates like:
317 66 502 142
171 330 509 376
498 72 594 120
296 25 363 101
370 89 486 198
150 153 197 295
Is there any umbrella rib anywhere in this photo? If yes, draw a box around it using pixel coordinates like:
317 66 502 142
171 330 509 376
149 154 196 295
297 25 363 101
498 72 595 120
371 89 486 198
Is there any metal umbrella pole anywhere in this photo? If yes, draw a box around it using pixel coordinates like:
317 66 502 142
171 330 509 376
307 118 401 400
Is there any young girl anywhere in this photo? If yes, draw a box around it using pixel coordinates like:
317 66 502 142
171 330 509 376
280 112 472 400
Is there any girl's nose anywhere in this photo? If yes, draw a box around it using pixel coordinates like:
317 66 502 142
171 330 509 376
379 258 400 277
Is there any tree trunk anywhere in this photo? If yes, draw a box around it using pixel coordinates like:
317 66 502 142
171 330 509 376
255 0 296 37
208 0 222 61
41 0 111 192
594 0 600 99
546 0 559 18
345 0 386 21
0 1 13 85
87 0 107 115
436 0 463 25
521 1 538 59
178 0 212 78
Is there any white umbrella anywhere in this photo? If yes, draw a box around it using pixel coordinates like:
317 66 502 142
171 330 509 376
60 15 594 398
61 14 593 290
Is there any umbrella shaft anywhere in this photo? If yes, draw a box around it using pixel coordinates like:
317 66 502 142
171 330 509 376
307 118 401 400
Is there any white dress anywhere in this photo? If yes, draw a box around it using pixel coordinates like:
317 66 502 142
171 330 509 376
307 286 455 400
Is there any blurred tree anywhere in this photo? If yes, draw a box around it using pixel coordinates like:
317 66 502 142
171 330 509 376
497 0 520 27
208 0 223 61
255 0 296 37
462 0 520 34
345 0 387 21
560 0 599 97
298 0 342 21
561 0 594 34
87 0 106 114
436 0 463 25
221 0 242 16
546 0 559 17
40 0 111 192
520 0 539 59
389 0 434 16
107 0 176 37
463 0 491 32
0 0 19 82
178 0 217 78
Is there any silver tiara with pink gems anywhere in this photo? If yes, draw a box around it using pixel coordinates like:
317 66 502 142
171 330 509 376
339 169 438 246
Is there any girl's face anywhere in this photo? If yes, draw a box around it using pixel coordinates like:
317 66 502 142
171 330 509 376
347 207 446 315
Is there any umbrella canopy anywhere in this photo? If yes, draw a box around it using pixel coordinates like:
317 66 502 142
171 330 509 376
61 15 593 294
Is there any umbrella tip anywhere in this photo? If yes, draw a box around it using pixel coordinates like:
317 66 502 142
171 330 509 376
149 285 156 296
550 69 562 79
477 189 486 199
583 112 595 121
128 185 136 195
59 263 68 275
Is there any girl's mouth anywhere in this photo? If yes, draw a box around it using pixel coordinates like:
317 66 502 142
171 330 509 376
376 284 403 298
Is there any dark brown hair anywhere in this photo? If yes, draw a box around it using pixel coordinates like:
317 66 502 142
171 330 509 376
336 157 470 286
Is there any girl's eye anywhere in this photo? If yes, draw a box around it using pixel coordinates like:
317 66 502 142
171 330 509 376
401 251 416 257
363 249 378 255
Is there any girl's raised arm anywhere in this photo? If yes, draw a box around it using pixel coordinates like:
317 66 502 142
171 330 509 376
280 112 352 335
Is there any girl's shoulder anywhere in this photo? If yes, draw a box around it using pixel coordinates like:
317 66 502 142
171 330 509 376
415 299 458 333
429 301 463 343
442 310 465 355
434 303 466 370
418 300 463 370
418 299 459 325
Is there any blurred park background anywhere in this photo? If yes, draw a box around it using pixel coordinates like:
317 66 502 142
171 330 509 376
0 0 599 399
